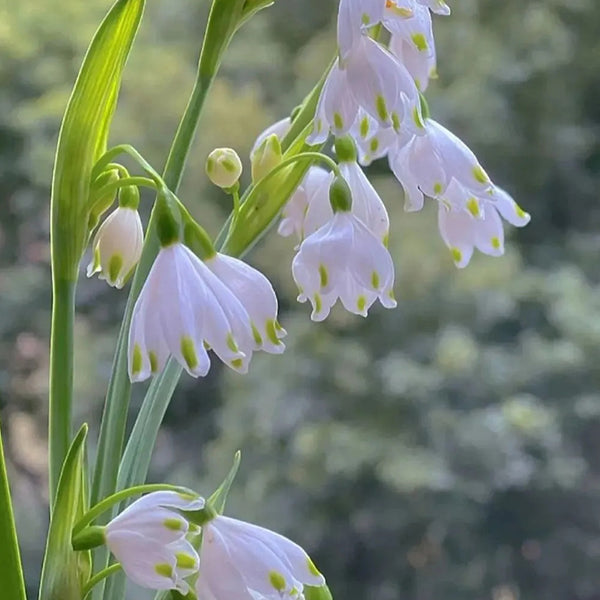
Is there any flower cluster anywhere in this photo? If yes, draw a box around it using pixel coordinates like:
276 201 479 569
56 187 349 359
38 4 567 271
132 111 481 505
102 491 326 599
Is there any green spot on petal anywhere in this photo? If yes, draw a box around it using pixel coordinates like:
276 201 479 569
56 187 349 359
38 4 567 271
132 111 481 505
319 264 328 288
450 247 462 264
132 344 143 375
155 563 173 579
370 138 379 153
314 293 323 315
376 95 388 122
411 32 428 52
270 571 286 592
516 204 528 219
226 332 239 353
412 107 425 129
466 197 480 217
491 236 501 250
382 233 389 248
361 12 370 25
391 112 400 131
163 518 183 532
176 552 197 570
433 182 443 196
266 319 282 346
357 295 367 312
473 165 489 184
251 323 263 346
231 358 244 369
359 116 370 139
371 271 380 289
108 253 123 284
333 112 344 131
181 336 198 370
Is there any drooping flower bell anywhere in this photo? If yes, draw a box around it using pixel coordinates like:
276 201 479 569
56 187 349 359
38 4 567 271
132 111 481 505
197 514 326 600
104 491 203 594
86 185 144 289
292 176 396 321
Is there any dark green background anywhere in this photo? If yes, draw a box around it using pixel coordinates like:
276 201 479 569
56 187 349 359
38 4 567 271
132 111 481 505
1 1 600 598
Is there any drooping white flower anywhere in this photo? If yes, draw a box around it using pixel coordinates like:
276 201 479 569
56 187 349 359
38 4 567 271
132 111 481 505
86 206 143 289
389 32 437 91
337 0 385 59
349 110 401 166
292 211 396 321
278 167 333 242
129 243 255 381
204 253 286 355
105 491 203 594
196 515 326 600
437 180 531 268
308 37 423 144
389 118 492 211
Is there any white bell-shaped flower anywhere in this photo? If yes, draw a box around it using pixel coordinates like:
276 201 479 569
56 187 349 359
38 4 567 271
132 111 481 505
87 206 143 289
204 253 286 355
105 491 203 594
384 1 435 58
292 210 396 321
278 167 333 242
349 110 402 166
337 0 385 59
389 118 492 211
196 515 326 600
128 243 256 381
437 180 531 268
389 33 437 91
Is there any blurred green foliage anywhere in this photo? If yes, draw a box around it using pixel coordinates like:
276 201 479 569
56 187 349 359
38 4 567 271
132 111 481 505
1 0 600 599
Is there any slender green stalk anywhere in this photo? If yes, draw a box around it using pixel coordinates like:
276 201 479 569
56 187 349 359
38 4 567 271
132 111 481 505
48 277 76 501
0 422 27 600
83 564 122 598
90 176 157 201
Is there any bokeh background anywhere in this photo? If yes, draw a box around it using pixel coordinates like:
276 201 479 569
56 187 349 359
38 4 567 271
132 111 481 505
2 0 600 598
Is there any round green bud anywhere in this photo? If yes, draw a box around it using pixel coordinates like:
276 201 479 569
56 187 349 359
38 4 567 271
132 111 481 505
329 176 353 213
334 136 357 163
206 148 243 189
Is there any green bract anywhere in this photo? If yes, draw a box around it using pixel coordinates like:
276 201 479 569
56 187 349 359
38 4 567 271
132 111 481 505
51 0 145 280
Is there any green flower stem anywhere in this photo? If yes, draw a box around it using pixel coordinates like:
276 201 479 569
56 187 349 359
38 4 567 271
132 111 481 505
74 484 194 535
82 564 122 599
0 421 27 600
48 276 76 501
253 152 340 187
91 144 162 183
90 176 157 202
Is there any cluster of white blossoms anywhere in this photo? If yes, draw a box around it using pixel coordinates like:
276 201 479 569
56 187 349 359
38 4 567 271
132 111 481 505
85 0 532 382
100 491 325 598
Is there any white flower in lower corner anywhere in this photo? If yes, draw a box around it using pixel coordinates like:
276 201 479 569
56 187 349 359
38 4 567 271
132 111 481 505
437 181 531 268
204 253 286 355
389 118 492 211
292 212 396 321
105 491 203 594
129 243 256 381
87 207 143 289
196 515 326 600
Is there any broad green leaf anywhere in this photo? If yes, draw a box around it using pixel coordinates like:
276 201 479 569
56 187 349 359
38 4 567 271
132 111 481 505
51 0 145 280
0 420 27 600
39 425 88 600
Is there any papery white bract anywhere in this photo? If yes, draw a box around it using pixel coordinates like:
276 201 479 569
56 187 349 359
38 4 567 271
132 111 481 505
86 206 143 289
128 243 256 381
196 515 326 600
105 491 203 594
437 181 531 268
389 118 492 211
205 253 286 355
251 117 292 157
292 211 396 321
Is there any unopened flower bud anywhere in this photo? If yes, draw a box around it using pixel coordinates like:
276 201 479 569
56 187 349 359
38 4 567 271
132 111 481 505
87 206 144 289
206 148 243 189
251 134 282 183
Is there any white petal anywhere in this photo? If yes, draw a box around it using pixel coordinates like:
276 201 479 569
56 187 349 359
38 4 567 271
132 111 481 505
338 0 385 59
437 205 475 268
388 139 425 211
489 186 531 227
251 117 292 157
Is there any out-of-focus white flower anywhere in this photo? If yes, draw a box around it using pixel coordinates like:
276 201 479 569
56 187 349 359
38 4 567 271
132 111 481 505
105 491 203 594
337 0 385 59
416 0 450 16
204 253 286 355
292 211 396 321
128 243 255 381
437 181 531 268
251 117 292 156
86 206 143 289
389 32 437 90
206 148 243 189
196 515 326 600
389 118 492 211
